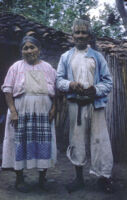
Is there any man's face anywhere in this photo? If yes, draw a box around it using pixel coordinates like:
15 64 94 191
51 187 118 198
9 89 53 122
22 41 40 65
73 25 90 50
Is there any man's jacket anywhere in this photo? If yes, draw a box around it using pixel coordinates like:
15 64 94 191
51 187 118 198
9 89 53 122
56 47 113 108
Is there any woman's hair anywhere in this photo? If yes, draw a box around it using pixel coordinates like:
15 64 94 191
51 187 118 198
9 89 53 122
20 35 41 51
20 35 42 58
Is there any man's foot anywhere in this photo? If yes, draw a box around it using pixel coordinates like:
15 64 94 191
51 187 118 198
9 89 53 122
66 178 84 193
98 177 114 193
15 181 31 193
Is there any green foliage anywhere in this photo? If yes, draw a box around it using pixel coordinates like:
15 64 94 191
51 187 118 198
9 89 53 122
91 3 125 39
52 0 98 32
0 0 125 39
0 0 98 31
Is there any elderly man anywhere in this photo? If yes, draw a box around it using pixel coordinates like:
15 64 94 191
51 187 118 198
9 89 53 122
56 19 113 193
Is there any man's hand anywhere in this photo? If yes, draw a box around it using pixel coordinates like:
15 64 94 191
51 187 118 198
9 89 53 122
83 86 96 99
10 111 18 128
69 82 84 94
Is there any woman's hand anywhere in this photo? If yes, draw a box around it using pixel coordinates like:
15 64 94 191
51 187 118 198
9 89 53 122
5 92 18 128
10 111 18 128
49 107 55 123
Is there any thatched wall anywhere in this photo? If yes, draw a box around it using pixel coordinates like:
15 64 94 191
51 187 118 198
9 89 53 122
0 13 127 162
97 39 127 162
106 55 127 162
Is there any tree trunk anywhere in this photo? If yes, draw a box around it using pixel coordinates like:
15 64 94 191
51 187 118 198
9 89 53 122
115 0 127 31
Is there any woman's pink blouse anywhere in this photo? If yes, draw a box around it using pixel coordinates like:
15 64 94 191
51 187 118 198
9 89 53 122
1 60 56 97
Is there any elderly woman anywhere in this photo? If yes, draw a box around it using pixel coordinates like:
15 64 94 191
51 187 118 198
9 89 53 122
1 36 57 192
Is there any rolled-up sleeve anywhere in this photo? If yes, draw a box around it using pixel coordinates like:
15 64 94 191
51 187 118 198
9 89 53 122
1 65 16 94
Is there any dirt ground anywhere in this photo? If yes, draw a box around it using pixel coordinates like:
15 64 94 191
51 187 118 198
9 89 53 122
0 151 127 200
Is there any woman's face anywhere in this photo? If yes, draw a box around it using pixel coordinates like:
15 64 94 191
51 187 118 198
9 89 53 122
22 41 40 65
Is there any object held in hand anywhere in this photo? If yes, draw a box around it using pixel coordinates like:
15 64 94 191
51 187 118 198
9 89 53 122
83 86 96 99
69 82 84 93
76 94 91 100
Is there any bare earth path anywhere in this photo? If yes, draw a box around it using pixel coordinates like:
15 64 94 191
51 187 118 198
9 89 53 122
0 152 127 200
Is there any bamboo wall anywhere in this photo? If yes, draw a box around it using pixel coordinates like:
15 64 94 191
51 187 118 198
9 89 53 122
106 55 127 162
